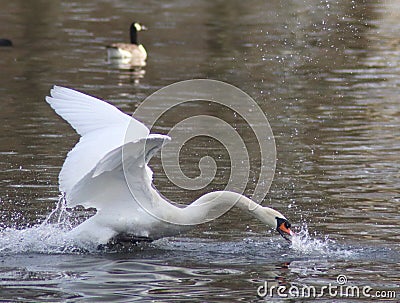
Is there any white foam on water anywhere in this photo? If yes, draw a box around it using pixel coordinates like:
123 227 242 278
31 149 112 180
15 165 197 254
0 224 70 254
0 197 98 254
290 224 353 258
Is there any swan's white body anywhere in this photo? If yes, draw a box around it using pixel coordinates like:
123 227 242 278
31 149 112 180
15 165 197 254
46 86 291 245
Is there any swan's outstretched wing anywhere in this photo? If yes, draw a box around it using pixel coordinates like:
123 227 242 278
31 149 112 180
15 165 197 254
45 86 135 136
46 86 150 195
67 134 171 210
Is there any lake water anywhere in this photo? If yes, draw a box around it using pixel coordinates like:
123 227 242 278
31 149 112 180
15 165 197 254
0 0 399 302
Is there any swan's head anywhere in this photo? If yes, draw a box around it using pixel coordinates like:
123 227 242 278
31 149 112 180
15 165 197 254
258 207 293 241
276 217 293 242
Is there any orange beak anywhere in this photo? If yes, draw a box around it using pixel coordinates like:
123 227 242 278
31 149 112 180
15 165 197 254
277 220 294 242
279 222 293 236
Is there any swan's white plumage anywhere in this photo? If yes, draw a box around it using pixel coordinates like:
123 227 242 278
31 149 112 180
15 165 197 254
46 86 136 136
46 86 179 243
46 86 149 194
45 86 292 245
68 135 170 209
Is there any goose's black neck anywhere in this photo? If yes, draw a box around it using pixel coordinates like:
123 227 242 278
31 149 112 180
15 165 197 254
130 24 138 45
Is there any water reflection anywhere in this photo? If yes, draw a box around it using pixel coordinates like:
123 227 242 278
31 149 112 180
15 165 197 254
107 60 146 85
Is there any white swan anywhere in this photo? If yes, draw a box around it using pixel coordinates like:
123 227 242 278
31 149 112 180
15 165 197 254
45 86 293 245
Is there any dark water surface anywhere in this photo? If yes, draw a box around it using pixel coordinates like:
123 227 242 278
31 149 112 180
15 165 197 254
0 0 399 302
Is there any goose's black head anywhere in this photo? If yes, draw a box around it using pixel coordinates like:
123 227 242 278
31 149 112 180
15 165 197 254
130 22 147 45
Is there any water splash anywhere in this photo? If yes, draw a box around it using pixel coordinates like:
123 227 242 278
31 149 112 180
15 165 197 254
290 224 353 257
0 224 71 254
0 196 96 254
41 194 72 227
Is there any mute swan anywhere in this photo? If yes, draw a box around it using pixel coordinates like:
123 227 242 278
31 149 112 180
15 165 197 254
45 86 293 245
106 22 147 66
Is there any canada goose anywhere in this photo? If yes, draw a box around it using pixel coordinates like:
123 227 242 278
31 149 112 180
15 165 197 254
45 86 293 246
106 22 147 66
0 39 12 47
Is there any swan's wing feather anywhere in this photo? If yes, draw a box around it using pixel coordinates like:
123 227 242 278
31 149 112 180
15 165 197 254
59 127 127 193
67 134 170 209
45 86 150 193
144 134 172 163
93 134 170 177
45 85 147 136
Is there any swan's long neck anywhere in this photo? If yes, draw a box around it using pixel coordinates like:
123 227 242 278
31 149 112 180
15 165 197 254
161 191 284 228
